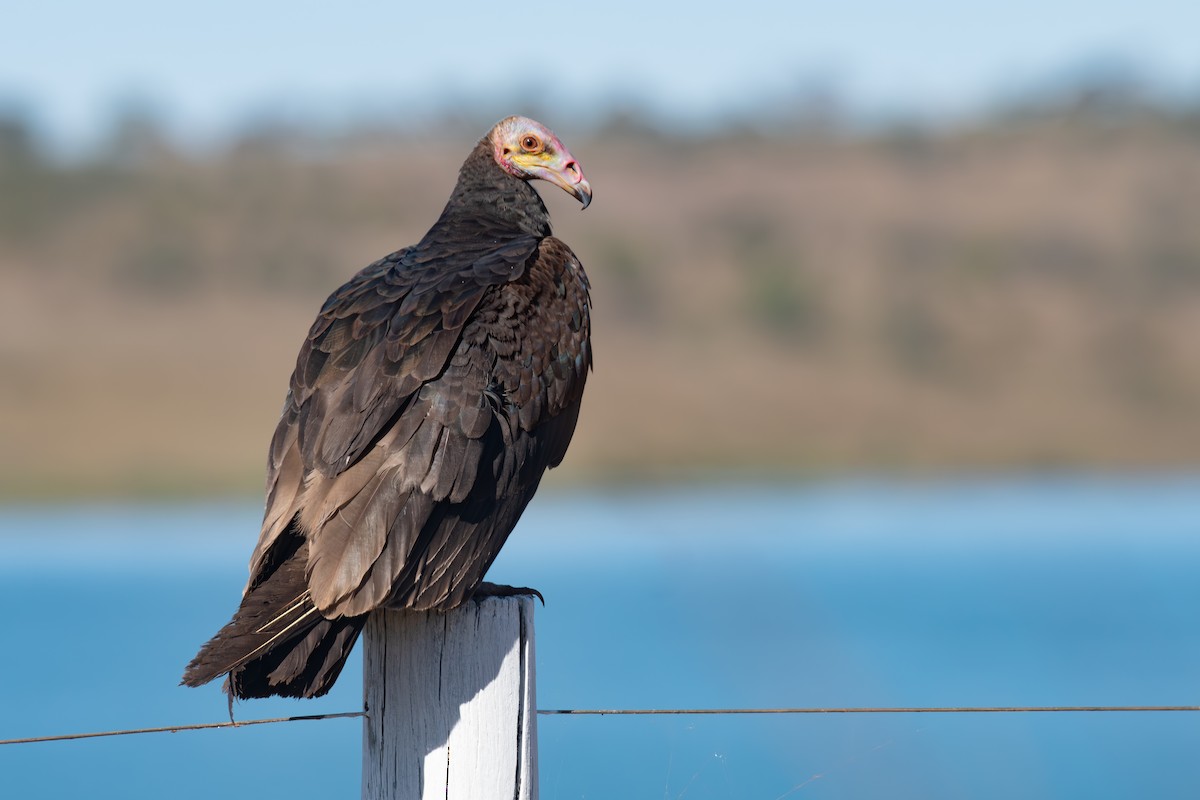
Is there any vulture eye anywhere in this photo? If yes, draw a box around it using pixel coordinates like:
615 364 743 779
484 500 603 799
520 134 542 153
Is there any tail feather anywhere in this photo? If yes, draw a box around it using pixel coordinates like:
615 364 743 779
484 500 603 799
182 533 365 699
233 613 365 699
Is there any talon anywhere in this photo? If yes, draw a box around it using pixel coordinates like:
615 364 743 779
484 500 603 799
474 582 545 605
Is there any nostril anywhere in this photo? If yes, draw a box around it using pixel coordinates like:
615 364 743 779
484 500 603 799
564 161 580 181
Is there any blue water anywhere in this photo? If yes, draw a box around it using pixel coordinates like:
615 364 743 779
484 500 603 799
2 477 1199 799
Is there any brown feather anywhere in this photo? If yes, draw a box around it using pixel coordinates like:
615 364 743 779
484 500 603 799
185 120 592 700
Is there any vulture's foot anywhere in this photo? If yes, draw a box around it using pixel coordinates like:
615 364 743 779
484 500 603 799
473 581 544 605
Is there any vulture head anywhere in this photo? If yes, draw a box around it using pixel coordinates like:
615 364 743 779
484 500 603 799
490 116 593 209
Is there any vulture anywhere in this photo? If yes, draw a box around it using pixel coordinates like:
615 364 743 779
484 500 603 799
182 116 592 700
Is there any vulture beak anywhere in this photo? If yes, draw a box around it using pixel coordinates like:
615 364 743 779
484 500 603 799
523 149 593 209
570 175 593 210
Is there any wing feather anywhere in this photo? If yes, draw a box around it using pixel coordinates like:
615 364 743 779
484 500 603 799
250 233 589 620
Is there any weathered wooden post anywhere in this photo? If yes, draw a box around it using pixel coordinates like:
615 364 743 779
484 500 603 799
362 595 538 799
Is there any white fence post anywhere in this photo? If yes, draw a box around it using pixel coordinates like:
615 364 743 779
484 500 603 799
361 595 538 800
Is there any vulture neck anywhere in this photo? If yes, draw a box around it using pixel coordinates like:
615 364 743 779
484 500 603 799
427 141 553 241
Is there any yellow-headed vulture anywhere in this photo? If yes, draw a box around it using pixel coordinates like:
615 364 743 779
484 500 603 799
182 117 592 699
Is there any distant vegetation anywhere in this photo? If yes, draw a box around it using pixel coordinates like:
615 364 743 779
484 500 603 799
2 85 1200 497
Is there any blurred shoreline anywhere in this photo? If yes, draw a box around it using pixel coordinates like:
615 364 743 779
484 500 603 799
3 88 1199 500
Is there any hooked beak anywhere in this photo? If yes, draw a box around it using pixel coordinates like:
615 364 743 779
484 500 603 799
522 150 592 209
571 175 593 209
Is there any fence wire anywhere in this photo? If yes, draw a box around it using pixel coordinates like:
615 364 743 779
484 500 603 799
5 705 1199 746
0 711 365 746
538 705 1200 715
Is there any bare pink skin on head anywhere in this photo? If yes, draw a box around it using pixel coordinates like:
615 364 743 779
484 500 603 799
489 116 592 208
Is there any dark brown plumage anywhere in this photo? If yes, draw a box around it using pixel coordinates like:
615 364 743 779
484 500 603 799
182 117 592 699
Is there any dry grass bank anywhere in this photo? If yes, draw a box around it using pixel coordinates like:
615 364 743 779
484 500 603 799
2 118 1199 497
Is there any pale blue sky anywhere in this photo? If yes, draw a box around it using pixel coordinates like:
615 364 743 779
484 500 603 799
4 0 1199 149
